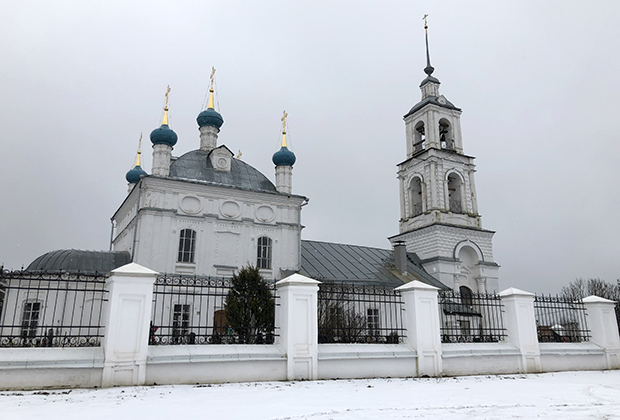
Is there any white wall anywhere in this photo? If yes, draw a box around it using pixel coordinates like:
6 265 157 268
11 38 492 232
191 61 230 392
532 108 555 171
0 268 618 390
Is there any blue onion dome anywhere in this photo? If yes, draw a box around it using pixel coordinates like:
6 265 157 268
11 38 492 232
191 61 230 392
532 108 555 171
272 146 296 166
150 123 178 147
197 107 224 129
125 165 147 183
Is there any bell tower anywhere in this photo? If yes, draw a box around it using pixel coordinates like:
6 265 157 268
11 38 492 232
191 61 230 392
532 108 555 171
389 16 499 293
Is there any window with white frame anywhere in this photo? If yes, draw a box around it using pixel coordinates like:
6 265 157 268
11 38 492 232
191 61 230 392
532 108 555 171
21 301 41 338
177 229 196 263
172 304 190 341
367 308 380 336
256 236 272 269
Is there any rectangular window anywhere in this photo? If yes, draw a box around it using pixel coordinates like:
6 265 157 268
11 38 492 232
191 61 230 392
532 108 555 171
367 308 380 336
172 304 191 342
257 237 272 269
21 301 41 338
177 229 196 263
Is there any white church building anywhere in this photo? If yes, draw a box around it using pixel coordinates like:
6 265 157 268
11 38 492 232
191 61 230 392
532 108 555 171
23 26 498 295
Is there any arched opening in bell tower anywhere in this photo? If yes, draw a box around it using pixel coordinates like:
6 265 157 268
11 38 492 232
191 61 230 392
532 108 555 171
439 118 454 150
414 121 425 153
447 173 463 214
409 176 424 217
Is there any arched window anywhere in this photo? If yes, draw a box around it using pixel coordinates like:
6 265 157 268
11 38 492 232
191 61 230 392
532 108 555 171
257 236 272 269
439 118 454 150
177 228 196 263
414 121 425 153
410 177 424 217
460 286 474 309
447 173 463 214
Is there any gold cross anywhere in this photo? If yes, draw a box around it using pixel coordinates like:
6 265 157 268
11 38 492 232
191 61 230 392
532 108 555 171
164 85 171 108
423 14 428 30
281 110 288 133
210 67 216 89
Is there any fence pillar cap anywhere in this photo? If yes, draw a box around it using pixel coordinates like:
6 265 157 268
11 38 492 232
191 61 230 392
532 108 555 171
498 287 534 298
108 262 160 278
395 280 439 292
582 295 617 304
276 273 321 287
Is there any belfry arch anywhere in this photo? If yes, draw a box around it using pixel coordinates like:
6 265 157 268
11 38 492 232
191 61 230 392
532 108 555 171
409 176 424 217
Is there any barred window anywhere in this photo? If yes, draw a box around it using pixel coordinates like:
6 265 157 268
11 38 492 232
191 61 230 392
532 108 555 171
172 304 190 341
257 236 272 269
177 229 196 263
21 301 40 338
367 308 380 336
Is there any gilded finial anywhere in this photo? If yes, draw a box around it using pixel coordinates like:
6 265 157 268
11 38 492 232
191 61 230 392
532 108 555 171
162 85 171 125
281 110 288 147
423 14 428 32
207 67 216 109
237 150 242 160
136 133 143 166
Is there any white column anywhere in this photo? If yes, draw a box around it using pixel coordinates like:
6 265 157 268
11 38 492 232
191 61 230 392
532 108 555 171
101 263 158 387
152 144 171 176
275 165 293 195
583 296 620 369
396 281 442 377
199 126 219 151
499 288 541 373
276 273 320 380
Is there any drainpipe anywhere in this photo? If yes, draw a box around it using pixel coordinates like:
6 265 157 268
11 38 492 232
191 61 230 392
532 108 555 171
130 180 143 261
298 198 309 273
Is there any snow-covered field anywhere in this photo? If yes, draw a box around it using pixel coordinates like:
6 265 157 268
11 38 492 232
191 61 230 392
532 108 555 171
2 370 619 419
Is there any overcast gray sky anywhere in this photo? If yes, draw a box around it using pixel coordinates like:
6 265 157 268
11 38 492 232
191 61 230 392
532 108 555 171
1 1 618 294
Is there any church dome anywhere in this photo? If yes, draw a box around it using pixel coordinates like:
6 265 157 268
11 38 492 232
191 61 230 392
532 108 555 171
150 124 178 147
27 249 131 274
272 146 296 167
169 149 278 193
125 165 147 184
197 108 224 129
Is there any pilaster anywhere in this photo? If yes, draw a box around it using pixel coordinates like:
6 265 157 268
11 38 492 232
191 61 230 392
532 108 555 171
101 263 158 387
499 288 541 373
396 281 442 376
276 273 320 380
582 296 620 369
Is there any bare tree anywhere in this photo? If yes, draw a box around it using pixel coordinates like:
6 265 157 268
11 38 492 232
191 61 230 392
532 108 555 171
561 278 620 334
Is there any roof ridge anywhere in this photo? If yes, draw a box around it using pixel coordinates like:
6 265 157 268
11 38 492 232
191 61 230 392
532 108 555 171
302 239 390 252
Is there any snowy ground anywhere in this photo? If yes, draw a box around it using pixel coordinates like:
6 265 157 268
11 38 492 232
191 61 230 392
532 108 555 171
1 370 619 419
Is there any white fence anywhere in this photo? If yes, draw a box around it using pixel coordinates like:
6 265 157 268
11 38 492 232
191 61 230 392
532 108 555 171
0 263 618 390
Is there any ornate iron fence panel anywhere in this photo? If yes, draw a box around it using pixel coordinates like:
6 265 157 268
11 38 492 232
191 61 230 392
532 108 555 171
0 268 108 347
151 274 278 345
317 282 406 344
534 295 591 343
439 290 506 343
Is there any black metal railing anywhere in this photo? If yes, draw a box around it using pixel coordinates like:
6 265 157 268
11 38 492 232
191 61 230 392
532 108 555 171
0 268 108 347
150 274 278 345
534 295 591 343
413 141 425 154
439 290 506 343
317 282 406 344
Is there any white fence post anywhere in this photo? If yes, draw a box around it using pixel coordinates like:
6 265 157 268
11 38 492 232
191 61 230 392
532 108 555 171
101 263 158 387
396 281 442 377
583 296 620 369
498 288 541 373
276 273 320 380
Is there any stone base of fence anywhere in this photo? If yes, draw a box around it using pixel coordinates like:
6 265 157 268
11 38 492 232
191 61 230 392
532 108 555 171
1 264 619 390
